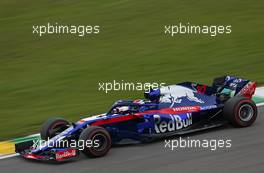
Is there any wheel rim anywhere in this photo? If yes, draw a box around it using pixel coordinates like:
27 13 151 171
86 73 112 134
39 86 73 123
91 133 108 152
238 104 254 122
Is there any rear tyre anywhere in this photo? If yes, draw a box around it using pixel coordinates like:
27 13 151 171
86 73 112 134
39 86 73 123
79 126 111 158
223 96 257 127
40 117 70 140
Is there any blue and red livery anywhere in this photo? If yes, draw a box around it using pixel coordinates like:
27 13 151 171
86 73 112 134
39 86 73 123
15 76 258 161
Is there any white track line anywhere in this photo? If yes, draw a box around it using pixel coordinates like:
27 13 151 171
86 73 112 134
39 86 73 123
256 102 264 107
0 153 19 160
27 133 40 137
255 87 264 96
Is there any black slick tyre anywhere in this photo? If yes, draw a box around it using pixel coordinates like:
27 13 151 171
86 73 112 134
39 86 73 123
79 126 111 158
223 96 257 127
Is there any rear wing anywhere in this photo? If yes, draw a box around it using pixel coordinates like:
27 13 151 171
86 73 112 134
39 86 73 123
212 76 256 98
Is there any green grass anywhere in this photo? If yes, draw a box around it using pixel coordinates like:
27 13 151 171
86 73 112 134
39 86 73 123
0 0 263 140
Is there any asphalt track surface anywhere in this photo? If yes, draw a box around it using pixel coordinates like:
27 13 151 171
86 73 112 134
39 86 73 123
1 106 264 173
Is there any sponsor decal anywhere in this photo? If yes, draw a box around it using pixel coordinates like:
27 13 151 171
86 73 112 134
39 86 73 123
197 85 207 94
160 85 204 107
239 82 256 98
55 149 76 161
154 114 192 133
171 106 200 112
149 106 200 114
191 83 207 94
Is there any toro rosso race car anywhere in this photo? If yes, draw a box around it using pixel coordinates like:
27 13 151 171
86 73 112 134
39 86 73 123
15 76 258 161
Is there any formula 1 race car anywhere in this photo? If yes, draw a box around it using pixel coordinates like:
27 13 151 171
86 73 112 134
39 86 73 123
15 76 258 161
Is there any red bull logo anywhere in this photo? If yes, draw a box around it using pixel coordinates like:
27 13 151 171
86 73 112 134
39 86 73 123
55 149 77 161
159 85 204 107
154 114 192 133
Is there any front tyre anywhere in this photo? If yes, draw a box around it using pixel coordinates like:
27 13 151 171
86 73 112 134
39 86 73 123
40 117 70 140
223 96 258 127
79 126 111 158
